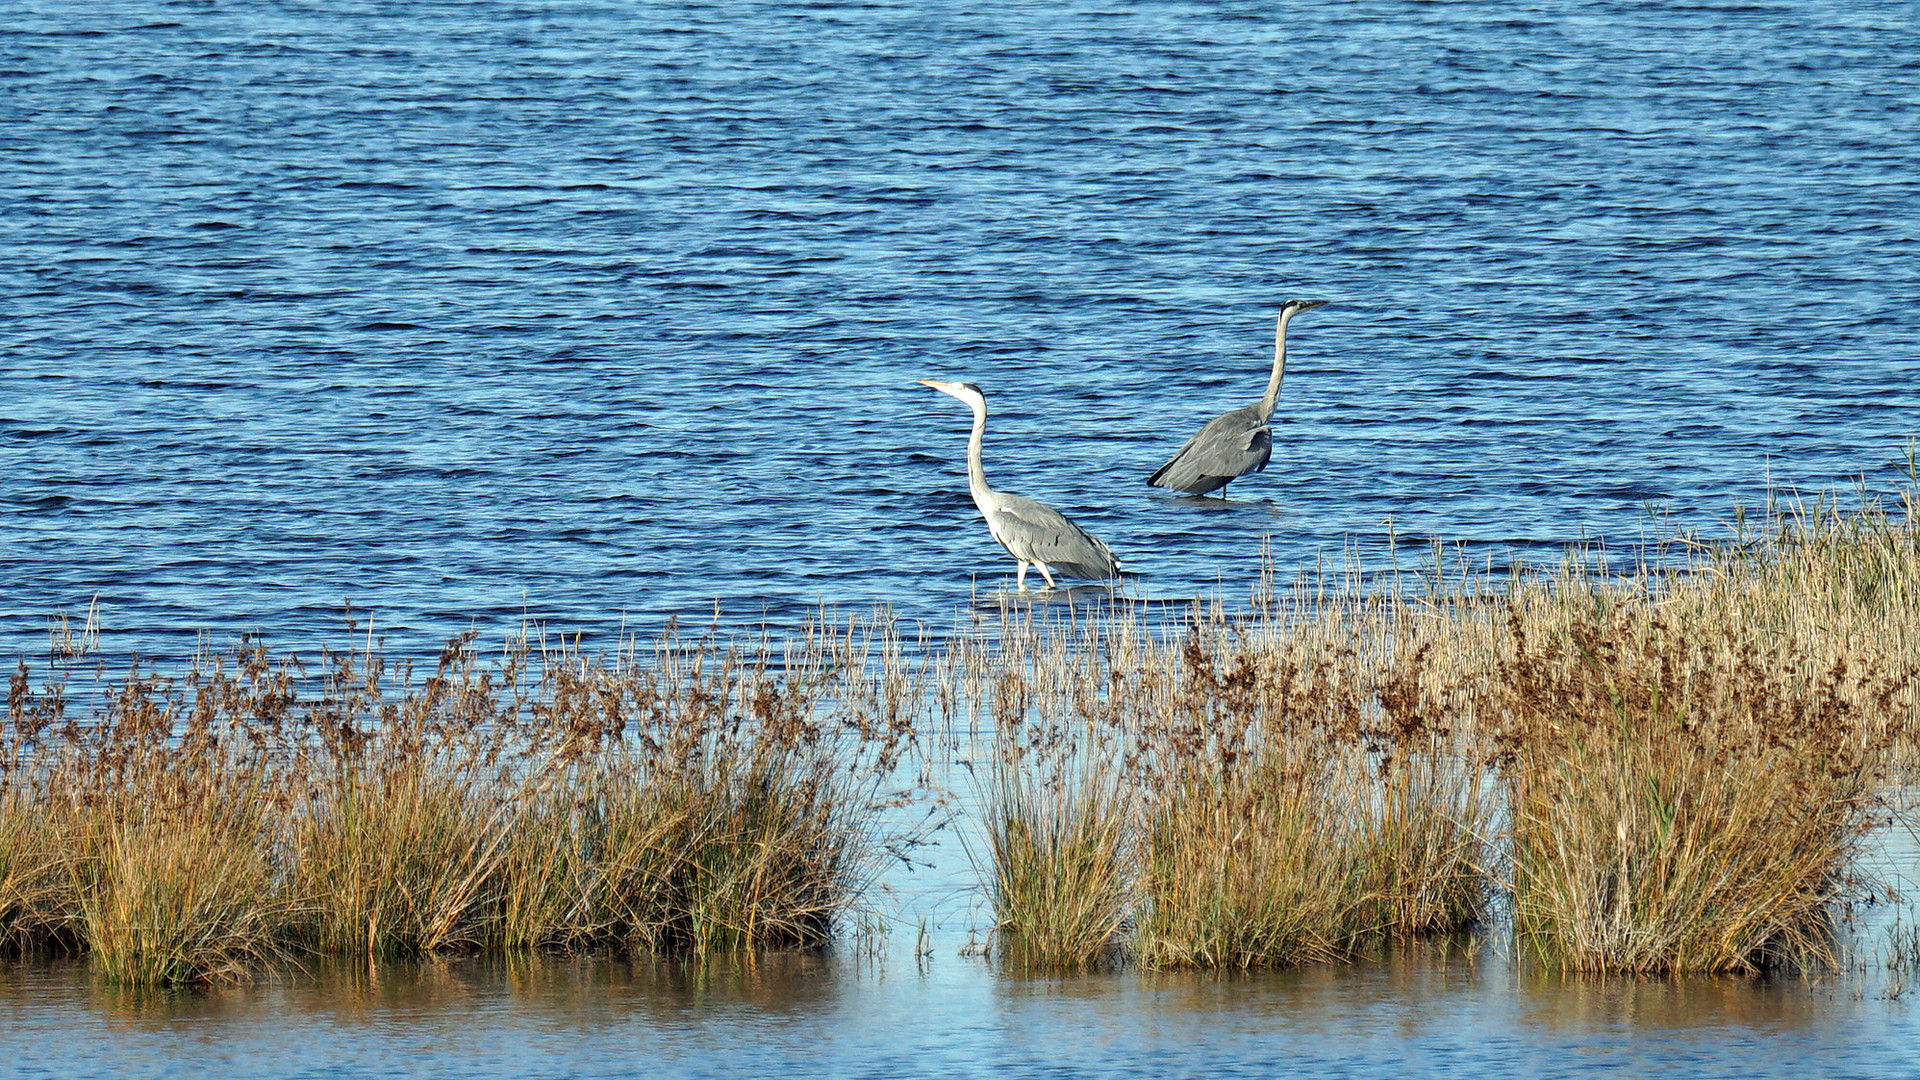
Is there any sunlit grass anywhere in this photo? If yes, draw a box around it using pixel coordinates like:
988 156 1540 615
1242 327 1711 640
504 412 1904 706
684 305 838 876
0 620 920 984
4 472 1919 984
1497 602 1895 973
949 474 1919 973
978 740 1132 969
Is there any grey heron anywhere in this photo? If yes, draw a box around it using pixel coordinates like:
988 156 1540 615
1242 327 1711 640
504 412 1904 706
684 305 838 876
1146 299 1328 496
917 378 1122 590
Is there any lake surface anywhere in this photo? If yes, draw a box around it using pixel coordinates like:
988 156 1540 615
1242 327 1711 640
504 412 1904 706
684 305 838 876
4 0 1920 1074
4 0 1918 660
5 946 1920 1080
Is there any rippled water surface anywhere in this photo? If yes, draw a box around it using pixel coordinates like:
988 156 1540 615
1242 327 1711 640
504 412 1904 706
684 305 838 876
5 1 1920 1074
5 947 1920 1080
5 0 1918 657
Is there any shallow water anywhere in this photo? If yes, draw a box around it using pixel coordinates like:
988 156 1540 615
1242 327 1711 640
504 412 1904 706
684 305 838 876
4 928 1919 1079
4 0 1918 659
5 1 1920 1072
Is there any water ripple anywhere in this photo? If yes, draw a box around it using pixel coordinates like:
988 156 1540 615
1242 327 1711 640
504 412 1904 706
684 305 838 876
1 0 1916 661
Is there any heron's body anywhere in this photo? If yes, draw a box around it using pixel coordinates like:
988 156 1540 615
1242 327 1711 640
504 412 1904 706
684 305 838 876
918 379 1121 589
1147 299 1327 497
1144 402 1273 496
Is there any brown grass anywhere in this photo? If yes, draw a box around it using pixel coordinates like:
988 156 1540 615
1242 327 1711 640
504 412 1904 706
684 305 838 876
947 476 1919 973
1493 579 1912 973
947 596 1493 971
5 476 1919 984
977 734 1132 969
0 619 920 984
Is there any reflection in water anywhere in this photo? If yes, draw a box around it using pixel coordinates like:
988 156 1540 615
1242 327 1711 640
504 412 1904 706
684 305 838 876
63 950 856 1029
979 947 1905 1077
7 939 1916 1079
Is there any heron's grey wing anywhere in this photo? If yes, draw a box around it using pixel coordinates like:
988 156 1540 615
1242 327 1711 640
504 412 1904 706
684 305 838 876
991 495 1121 579
1145 425 1217 488
1244 424 1273 471
1147 407 1271 493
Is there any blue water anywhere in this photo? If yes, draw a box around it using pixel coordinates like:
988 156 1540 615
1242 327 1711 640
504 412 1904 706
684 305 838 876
4 3 1920 1072
4 951 1920 1080
5 0 1918 659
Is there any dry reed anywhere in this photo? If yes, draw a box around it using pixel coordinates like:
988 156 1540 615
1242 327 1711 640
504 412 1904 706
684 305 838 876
950 475 1918 974
0 618 921 984
950 597 1493 971
5 474 1918 984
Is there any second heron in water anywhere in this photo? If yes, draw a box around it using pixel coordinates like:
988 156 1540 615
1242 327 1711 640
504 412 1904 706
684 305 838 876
1147 298 1328 497
917 378 1121 590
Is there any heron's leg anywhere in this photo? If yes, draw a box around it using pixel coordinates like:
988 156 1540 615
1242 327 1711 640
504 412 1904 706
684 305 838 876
1015 562 1029 590
1037 563 1058 589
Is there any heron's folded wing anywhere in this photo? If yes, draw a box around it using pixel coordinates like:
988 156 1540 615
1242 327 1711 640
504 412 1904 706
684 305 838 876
996 500 1119 575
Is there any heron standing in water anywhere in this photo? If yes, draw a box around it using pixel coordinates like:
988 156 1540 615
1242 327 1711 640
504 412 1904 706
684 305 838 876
917 378 1121 590
1147 299 1328 496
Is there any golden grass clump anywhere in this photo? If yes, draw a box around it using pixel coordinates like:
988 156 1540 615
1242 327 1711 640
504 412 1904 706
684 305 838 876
953 599 1491 972
1136 757 1377 969
291 764 500 957
0 785 70 956
535 628 913 956
1495 595 1909 974
0 619 921 985
1130 621 1380 969
979 745 1132 970
82 812 289 986
951 476 1919 974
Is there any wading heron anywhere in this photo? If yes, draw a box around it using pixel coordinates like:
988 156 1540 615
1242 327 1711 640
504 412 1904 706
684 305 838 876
917 378 1122 590
1146 299 1328 496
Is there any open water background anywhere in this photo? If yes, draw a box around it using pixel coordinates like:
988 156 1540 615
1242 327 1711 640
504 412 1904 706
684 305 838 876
4 1 1920 1075
5 0 1919 660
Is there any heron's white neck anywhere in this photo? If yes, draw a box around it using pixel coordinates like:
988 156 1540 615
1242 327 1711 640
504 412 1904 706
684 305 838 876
961 396 994 507
1256 308 1296 421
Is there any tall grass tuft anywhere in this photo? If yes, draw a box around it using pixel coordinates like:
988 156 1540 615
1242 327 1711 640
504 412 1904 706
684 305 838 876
0 617 920 984
1136 756 1378 969
1359 635 1492 941
82 812 289 985
979 742 1132 969
1364 751 1489 941
954 599 1494 972
0 785 68 955
292 762 501 957
1129 619 1378 969
1496 596 1906 973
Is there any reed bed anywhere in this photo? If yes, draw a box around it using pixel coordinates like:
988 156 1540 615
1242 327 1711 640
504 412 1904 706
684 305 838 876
6 481 1919 985
0 619 921 984
949 481 1920 975
951 593 1494 971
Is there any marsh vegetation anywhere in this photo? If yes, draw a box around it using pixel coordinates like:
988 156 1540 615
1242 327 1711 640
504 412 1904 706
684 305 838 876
4 488 1918 985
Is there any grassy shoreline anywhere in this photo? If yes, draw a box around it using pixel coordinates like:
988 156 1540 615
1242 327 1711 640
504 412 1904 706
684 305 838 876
3 621 925 983
6 489 1919 985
